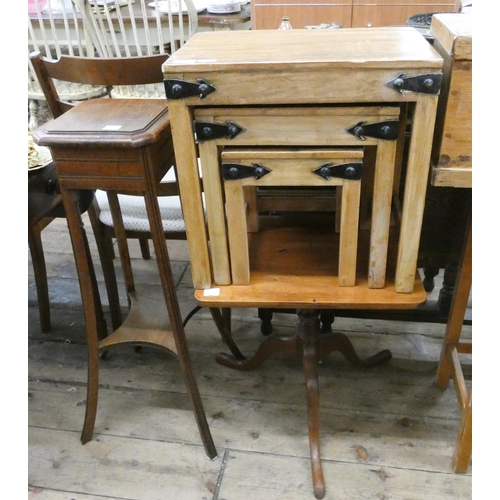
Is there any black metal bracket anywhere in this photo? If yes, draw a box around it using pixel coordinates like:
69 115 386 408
386 73 442 95
313 162 363 181
221 163 271 181
194 121 245 141
346 120 399 141
163 78 216 100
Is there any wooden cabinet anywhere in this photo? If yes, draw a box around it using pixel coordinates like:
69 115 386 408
251 1 352 30
251 0 456 30
352 1 456 27
429 13 472 187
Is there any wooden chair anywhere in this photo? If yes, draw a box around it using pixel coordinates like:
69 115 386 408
73 0 199 98
28 0 106 130
71 0 200 259
30 50 217 458
28 168 122 334
29 0 191 260
435 209 472 473
28 0 146 325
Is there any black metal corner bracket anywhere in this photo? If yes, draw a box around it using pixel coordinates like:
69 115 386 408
313 162 363 181
346 121 399 141
163 78 216 100
386 73 442 95
221 163 271 181
194 121 246 142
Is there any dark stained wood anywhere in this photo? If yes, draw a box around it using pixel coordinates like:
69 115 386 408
28 163 60 228
29 52 169 118
28 162 122 334
30 51 217 459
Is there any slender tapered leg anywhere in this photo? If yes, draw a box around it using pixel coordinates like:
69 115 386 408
138 237 151 260
28 221 51 333
316 332 392 367
435 214 472 473
143 185 217 460
436 216 472 388
452 389 472 473
60 188 107 444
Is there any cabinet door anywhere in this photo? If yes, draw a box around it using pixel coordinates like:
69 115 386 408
252 2 352 30
352 2 456 28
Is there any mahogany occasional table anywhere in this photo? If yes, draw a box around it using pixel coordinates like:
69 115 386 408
33 98 217 459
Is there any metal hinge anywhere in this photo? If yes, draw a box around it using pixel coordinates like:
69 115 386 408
346 121 399 141
194 121 245 141
163 78 216 100
313 162 363 181
221 163 271 181
386 73 442 95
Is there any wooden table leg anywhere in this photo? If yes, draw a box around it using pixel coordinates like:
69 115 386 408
28 219 52 333
453 389 472 473
435 211 472 473
60 188 108 444
436 215 472 387
396 95 439 293
87 199 123 332
210 307 246 360
297 309 326 500
143 185 217 460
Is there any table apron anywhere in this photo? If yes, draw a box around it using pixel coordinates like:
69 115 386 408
164 67 442 106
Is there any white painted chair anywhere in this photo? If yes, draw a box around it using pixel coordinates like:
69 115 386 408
28 0 106 129
73 0 199 98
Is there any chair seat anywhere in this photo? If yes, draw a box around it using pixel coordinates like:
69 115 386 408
95 190 185 233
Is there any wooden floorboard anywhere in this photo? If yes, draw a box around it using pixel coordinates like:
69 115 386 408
28 217 472 499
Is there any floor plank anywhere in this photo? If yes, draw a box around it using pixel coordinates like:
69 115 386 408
29 427 221 500
216 449 472 500
28 215 472 499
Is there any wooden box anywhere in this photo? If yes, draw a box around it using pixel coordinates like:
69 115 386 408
430 13 472 187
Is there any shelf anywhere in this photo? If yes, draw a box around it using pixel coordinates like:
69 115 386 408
196 215 427 309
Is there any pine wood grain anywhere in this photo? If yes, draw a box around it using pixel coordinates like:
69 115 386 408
430 14 472 188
